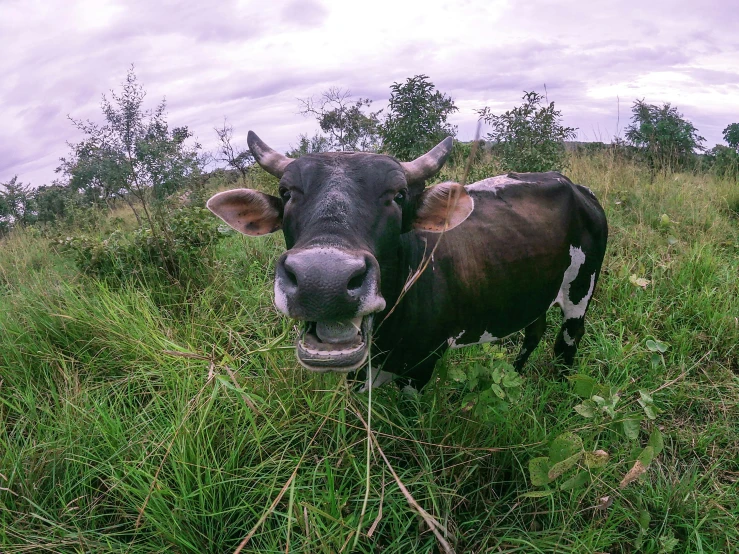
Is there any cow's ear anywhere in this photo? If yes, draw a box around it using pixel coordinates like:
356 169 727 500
413 182 474 232
206 189 282 236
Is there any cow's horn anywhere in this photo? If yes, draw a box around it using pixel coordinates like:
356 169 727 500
400 136 454 184
247 131 293 178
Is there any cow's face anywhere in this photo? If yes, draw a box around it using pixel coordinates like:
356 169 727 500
208 132 472 373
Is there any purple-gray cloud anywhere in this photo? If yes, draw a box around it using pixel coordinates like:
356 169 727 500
1 0 738 187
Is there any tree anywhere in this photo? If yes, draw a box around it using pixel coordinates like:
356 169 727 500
705 144 739 181
0 176 35 230
477 91 576 172
380 75 458 161
625 100 704 173
298 87 382 152
723 123 739 152
286 132 332 158
214 120 253 181
58 66 203 224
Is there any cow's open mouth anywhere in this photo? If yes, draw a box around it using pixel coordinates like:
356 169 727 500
296 316 373 372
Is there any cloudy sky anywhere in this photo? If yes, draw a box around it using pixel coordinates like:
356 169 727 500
2 0 738 187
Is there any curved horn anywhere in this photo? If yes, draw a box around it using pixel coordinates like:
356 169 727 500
400 136 454 184
247 131 293 178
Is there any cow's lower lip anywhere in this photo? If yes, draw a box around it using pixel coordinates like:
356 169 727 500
296 316 373 372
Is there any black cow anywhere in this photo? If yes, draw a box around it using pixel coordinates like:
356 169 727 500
208 133 608 390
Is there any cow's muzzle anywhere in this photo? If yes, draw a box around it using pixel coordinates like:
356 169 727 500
274 247 385 371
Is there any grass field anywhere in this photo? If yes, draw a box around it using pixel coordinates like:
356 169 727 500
1 152 738 553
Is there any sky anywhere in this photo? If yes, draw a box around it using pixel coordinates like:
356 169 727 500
2 0 738 187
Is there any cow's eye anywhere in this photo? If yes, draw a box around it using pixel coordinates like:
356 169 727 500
279 188 291 201
394 190 407 203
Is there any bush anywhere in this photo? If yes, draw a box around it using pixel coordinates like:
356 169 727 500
57 205 224 287
478 91 576 173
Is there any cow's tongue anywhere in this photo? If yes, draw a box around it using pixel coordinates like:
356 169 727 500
315 317 362 344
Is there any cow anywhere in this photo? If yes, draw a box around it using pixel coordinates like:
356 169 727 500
207 132 608 390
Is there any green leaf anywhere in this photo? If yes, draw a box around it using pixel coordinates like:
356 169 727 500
520 490 555 498
529 457 551 486
583 449 610 468
549 432 583 463
548 452 582 480
448 366 466 383
648 427 664 456
642 404 658 420
651 352 662 369
638 445 655 467
460 392 478 412
568 374 598 398
574 400 596 418
491 384 505 399
560 471 590 491
645 340 668 353
502 371 523 388
659 213 671 227
667 236 678 246
491 366 503 384
622 417 642 440
639 509 651 531
639 389 654 404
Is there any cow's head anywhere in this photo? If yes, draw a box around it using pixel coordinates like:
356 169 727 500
207 131 472 372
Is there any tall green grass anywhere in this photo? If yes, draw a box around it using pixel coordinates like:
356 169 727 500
1 152 737 553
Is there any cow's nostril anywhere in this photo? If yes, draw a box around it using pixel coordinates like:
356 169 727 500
347 272 365 292
284 266 298 287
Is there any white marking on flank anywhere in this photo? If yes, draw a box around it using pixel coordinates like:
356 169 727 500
553 245 596 321
448 330 500 349
465 174 521 192
447 330 466 349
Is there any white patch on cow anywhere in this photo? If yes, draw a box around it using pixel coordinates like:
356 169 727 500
448 330 466 349
563 329 575 346
581 185 597 197
448 330 500 349
552 245 596 321
358 367 396 392
465 174 521 192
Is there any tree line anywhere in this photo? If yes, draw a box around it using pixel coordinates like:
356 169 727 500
2 67 738 237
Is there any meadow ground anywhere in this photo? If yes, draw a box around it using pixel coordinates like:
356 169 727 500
1 152 738 553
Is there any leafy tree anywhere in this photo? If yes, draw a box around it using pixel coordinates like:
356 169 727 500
299 88 382 152
705 145 739 181
34 184 70 224
478 91 576 172
0 176 35 230
380 75 458 161
625 100 704 173
286 132 332 158
58 66 203 225
723 123 739 152
214 120 253 181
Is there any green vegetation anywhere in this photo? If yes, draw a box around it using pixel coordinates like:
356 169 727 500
380 74 458 161
2 146 738 553
624 100 705 175
2 68 739 553
478 90 577 172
